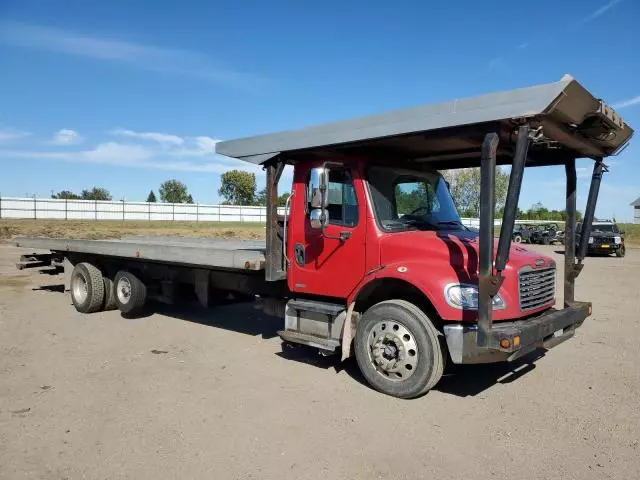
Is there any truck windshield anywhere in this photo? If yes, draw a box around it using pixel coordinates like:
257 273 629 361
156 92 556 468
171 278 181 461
367 166 464 232
591 224 618 233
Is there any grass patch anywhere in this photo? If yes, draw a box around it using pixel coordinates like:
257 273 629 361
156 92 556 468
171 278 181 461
0 219 266 241
620 223 640 248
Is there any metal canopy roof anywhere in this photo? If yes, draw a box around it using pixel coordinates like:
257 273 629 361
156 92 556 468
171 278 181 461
216 75 634 170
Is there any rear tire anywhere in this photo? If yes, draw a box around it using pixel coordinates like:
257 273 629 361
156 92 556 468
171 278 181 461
114 271 147 315
70 263 105 314
354 300 444 399
542 235 551 245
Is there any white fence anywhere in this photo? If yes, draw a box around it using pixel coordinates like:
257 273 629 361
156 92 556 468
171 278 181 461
0 196 564 226
0 197 286 223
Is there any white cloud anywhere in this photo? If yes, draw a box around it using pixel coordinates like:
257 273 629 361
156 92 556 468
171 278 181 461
110 128 184 146
0 23 263 87
52 128 82 145
194 136 220 153
0 138 260 174
613 95 640 109
0 129 30 144
583 0 624 22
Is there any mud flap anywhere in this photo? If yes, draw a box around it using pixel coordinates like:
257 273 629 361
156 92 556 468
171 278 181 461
341 302 356 361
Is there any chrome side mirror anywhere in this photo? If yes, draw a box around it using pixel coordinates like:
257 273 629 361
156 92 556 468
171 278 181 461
308 167 328 209
309 208 327 230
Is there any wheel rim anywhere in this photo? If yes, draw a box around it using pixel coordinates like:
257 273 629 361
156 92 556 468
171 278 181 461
72 273 88 304
367 320 418 381
514 235 522 243
117 276 132 304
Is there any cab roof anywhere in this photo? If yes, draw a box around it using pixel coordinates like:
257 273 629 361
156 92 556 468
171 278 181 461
216 75 634 170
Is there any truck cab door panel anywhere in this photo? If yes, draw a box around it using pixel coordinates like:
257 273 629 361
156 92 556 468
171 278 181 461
288 164 366 298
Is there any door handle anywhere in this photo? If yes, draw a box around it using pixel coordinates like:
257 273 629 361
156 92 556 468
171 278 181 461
339 231 352 242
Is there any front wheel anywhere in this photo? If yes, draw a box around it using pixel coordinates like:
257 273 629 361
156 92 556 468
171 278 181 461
513 234 522 244
354 300 445 398
542 235 551 245
616 245 626 258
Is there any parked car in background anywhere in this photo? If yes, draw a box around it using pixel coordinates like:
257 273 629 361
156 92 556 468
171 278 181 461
530 223 562 245
512 224 535 243
577 220 625 257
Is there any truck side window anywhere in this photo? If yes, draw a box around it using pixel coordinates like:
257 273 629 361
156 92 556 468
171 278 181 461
307 168 358 227
328 169 358 227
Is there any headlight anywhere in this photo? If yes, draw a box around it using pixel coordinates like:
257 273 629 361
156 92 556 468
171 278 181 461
614 236 621 244
588 236 594 244
444 284 505 310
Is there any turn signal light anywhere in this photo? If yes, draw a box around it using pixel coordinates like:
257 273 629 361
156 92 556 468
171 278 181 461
513 336 521 348
588 305 593 316
500 338 511 349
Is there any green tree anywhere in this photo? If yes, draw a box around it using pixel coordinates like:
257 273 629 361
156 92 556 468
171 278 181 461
146 190 157 203
254 189 290 207
81 187 112 201
159 179 190 203
51 190 81 200
186 194 194 204
444 167 509 217
255 188 267 206
277 192 290 207
218 170 256 205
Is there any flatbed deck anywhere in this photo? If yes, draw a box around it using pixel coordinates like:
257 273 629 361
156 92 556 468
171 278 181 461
14 236 267 271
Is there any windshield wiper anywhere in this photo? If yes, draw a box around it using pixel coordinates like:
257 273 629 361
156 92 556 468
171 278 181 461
436 220 468 230
402 217 436 230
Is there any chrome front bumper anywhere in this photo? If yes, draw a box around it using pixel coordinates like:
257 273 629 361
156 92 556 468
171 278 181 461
444 302 591 364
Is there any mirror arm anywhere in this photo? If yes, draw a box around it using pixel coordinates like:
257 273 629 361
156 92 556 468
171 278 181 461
321 228 351 243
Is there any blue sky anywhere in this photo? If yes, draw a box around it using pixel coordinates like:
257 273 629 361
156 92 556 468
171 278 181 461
0 0 639 219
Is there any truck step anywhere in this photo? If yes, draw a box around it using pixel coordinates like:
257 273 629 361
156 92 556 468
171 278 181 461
278 330 341 352
287 299 345 316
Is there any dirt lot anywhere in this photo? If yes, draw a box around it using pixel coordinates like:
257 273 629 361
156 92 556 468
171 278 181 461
1 243 639 480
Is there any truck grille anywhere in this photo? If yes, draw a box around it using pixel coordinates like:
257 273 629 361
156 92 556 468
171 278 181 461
592 236 614 245
519 265 556 311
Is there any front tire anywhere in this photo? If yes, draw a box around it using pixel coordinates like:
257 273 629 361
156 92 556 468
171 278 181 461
513 234 522 244
354 300 444 398
616 245 626 258
70 263 105 313
114 271 147 315
542 235 551 245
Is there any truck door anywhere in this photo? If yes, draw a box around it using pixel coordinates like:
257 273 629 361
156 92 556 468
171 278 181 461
288 164 366 299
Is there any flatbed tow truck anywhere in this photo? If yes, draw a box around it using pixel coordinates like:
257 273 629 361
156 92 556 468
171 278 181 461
15 75 633 398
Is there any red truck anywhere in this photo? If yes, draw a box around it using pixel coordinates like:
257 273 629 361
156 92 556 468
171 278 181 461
16 75 633 398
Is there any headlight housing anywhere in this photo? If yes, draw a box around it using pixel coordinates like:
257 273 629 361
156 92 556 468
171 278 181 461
588 236 594 244
444 284 506 310
614 236 622 244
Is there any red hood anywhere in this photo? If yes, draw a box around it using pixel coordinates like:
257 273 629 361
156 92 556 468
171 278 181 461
378 230 556 321
380 230 553 280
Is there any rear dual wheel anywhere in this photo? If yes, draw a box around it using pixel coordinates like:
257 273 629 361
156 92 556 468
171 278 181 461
113 270 147 315
354 300 444 399
70 264 146 314
70 263 105 313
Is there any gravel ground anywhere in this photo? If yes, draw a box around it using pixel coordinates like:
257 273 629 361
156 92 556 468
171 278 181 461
0 243 639 480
